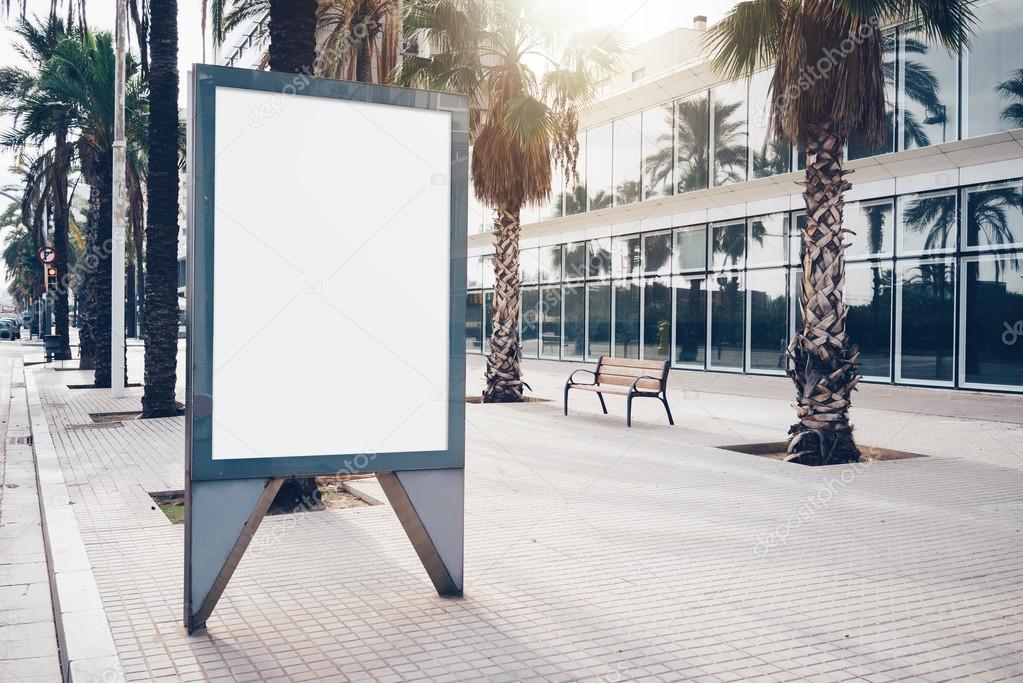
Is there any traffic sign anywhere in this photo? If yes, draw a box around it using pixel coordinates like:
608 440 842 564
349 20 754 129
37 246 56 264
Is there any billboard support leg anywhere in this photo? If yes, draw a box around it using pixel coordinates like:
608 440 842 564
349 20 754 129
184 477 282 634
378 469 464 596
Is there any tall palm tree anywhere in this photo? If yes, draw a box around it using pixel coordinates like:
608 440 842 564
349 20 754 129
398 0 620 402
706 0 975 465
0 14 77 359
40 31 147 386
139 0 182 417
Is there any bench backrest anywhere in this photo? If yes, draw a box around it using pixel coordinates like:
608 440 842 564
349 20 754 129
595 356 669 391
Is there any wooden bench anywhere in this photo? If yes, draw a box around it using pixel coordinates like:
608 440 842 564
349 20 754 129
563 356 674 428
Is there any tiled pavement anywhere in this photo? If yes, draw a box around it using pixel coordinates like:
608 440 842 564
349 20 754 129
17 346 1023 681
0 357 62 681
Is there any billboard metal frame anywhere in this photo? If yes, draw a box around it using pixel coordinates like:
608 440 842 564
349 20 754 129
184 64 468 634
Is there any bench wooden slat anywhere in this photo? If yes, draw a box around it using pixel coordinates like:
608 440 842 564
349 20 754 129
596 364 661 380
598 356 667 371
596 374 661 390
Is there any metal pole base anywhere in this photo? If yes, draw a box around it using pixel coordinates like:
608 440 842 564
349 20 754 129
184 478 282 634
378 469 464 596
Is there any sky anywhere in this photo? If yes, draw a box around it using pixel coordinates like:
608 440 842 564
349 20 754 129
0 0 740 211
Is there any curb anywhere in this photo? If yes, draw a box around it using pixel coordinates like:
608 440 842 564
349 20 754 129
24 367 124 682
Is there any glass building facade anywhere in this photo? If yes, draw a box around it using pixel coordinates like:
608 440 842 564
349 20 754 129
468 179 1023 392
468 0 1023 392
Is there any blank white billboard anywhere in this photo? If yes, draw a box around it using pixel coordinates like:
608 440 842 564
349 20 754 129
210 86 451 460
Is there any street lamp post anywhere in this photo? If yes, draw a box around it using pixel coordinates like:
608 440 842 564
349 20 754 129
112 0 127 397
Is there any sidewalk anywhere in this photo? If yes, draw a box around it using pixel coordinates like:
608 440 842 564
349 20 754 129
18 346 1023 681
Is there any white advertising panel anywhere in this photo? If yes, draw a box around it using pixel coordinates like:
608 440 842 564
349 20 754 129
210 86 452 460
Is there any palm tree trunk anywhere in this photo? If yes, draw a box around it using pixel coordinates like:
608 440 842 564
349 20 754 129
52 127 72 360
92 158 114 388
356 39 372 82
78 185 99 370
483 204 524 403
141 0 181 418
268 0 317 74
786 121 860 466
267 0 320 505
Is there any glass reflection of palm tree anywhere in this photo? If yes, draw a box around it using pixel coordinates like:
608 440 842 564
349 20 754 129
675 96 710 192
713 222 764 268
753 139 791 177
997 68 1023 128
965 185 1023 276
713 100 746 185
643 108 674 194
903 193 956 252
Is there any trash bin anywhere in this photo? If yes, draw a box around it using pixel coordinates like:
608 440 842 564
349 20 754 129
43 335 61 362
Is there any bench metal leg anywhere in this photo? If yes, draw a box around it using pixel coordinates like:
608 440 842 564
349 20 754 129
661 395 675 425
563 384 570 416
596 392 608 414
626 393 633 428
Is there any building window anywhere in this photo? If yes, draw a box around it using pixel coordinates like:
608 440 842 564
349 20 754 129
675 92 710 193
563 284 585 360
710 273 745 370
643 231 672 275
540 285 562 359
519 248 538 285
538 245 562 283
588 238 612 280
897 258 956 384
899 26 959 150
675 225 708 272
641 104 674 200
846 262 893 379
961 180 1023 251
747 213 788 268
967 0 1023 138
961 252 1023 388
481 255 494 288
614 279 641 358
710 81 748 186
898 190 957 256
564 241 587 281
484 290 494 351
521 287 539 359
846 199 895 259
613 114 642 206
566 131 586 215
749 69 791 178
587 124 613 210
712 220 746 271
542 162 564 221
643 277 672 361
747 269 788 373
674 275 707 368
587 282 612 359
612 235 642 279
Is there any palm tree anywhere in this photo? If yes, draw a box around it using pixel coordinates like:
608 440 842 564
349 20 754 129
40 31 147 386
398 0 620 402
137 0 183 417
0 14 77 359
706 0 975 465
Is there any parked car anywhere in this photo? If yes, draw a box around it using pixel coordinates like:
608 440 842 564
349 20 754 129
4 318 21 340
0 320 17 340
